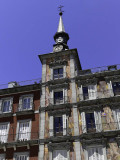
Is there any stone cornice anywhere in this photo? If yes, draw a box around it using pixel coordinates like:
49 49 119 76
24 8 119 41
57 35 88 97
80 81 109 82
0 84 41 97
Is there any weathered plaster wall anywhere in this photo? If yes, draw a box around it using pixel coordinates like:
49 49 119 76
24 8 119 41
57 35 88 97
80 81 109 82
101 106 117 131
107 142 120 160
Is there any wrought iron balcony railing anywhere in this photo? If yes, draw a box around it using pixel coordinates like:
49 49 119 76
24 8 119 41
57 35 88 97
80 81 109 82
48 97 70 106
17 103 34 112
0 132 39 144
45 72 69 82
49 127 72 137
78 89 120 101
82 122 120 133
76 64 120 76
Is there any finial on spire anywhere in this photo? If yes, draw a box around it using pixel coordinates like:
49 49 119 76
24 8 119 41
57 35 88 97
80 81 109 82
58 5 64 16
57 5 65 33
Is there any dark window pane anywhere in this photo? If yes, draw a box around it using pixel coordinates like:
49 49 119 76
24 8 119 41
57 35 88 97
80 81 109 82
86 113 95 133
54 117 63 135
53 68 63 79
83 87 88 100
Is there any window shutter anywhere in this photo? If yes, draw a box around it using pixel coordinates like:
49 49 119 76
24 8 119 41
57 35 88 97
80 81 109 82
19 97 23 111
112 109 120 129
94 111 102 132
0 124 8 143
116 109 120 129
88 85 97 100
98 147 104 160
81 112 86 133
79 85 83 101
0 100 2 113
9 98 13 112
62 115 66 135
30 96 33 109
107 81 114 97
49 116 53 136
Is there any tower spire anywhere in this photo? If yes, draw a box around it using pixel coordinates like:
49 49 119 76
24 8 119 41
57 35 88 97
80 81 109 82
53 6 70 52
57 6 65 32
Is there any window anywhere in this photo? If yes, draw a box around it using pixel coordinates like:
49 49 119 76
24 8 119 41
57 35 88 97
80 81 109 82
53 150 67 160
0 154 5 160
82 85 97 100
0 123 9 143
87 147 105 160
85 113 96 133
53 68 63 79
14 152 29 160
17 120 31 141
2 100 11 113
112 82 120 96
81 111 102 133
54 91 63 104
83 87 89 100
23 97 31 110
54 117 63 136
18 95 33 111
54 115 67 136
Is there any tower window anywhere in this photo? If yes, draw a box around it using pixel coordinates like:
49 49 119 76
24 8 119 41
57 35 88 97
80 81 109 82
54 117 63 136
85 113 96 133
54 91 63 104
53 68 63 79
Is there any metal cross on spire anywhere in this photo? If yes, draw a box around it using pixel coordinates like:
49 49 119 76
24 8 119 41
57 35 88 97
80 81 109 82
58 5 64 16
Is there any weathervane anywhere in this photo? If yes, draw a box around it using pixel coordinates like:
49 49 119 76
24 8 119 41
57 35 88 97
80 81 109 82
58 5 64 16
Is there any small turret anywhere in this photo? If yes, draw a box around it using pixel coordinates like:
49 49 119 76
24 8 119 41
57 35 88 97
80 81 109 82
53 7 69 52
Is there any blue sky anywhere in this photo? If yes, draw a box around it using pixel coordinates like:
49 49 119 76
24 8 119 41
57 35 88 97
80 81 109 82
0 0 120 84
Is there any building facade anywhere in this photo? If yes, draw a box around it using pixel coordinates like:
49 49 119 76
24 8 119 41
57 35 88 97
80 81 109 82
0 11 120 160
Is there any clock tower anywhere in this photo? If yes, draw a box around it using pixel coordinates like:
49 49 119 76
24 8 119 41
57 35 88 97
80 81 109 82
53 11 69 52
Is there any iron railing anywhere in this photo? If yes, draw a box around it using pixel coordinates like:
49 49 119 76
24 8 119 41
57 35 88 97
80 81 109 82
76 64 120 76
17 103 34 112
49 127 72 137
0 78 41 90
81 122 120 133
0 132 39 144
78 89 120 101
48 97 70 105
45 72 69 82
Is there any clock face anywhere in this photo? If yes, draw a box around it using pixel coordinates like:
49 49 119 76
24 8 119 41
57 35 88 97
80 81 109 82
56 37 64 43
53 45 63 52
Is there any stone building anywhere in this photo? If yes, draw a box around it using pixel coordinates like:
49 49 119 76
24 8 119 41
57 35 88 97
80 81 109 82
0 11 120 160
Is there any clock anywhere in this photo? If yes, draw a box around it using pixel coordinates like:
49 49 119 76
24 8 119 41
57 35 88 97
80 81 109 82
53 45 63 52
56 37 64 43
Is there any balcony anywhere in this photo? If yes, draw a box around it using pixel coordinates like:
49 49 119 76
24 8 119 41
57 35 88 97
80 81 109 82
16 102 34 116
76 64 120 76
45 72 69 83
82 122 120 134
49 127 72 137
49 97 70 106
78 89 120 102
0 132 39 149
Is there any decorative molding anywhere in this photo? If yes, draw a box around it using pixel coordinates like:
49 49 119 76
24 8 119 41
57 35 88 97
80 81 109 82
48 108 71 116
48 142 72 151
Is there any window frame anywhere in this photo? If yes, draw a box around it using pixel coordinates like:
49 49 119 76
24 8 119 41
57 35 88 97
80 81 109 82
0 154 5 160
0 122 10 143
50 65 66 80
18 94 33 111
14 152 29 160
0 97 13 114
16 119 32 141
86 145 107 160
